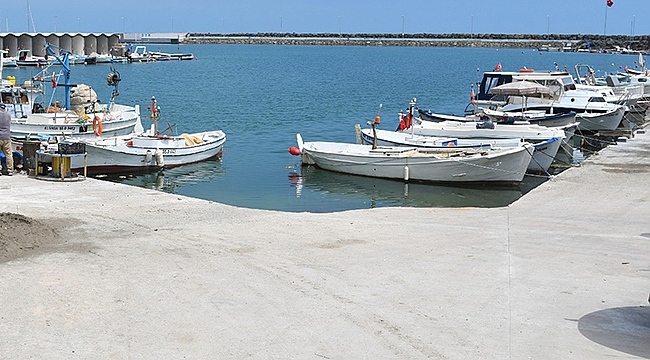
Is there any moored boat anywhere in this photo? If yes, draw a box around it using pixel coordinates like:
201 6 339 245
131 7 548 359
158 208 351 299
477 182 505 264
55 130 227 175
474 69 626 131
358 126 562 174
292 133 533 184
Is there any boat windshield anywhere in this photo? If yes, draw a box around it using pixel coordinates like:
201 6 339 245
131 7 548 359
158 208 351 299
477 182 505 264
561 77 577 91
478 74 512 100
587 97 606 103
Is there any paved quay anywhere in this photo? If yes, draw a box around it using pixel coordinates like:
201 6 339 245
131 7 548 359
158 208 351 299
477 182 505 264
0 132 649 359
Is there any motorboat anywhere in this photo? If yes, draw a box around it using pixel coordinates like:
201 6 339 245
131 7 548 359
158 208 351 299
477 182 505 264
15 49 48 67
473 69 626 131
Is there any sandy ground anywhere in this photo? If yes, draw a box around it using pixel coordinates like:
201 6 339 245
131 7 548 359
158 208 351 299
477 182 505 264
0 132 649 359
0 212 61 263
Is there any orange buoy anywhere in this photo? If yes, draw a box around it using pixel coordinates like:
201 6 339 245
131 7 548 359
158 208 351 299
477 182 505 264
92 115 103 136
288 146 301 156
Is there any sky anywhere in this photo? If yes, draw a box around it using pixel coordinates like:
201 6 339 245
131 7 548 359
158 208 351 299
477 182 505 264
0 0 648 36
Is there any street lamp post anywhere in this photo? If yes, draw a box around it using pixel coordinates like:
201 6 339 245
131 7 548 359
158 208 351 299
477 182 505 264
401 15 404 36
547 15 550 35
338 16 341 36
471 15 474 38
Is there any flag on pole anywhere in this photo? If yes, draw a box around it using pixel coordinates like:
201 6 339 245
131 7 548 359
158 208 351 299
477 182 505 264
607 0 613 7
494 62 502 71
51 73 57 88
470 88 475 105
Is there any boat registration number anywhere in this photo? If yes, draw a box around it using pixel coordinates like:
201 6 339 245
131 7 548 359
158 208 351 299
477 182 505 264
44 126 77 131
162 149 176 154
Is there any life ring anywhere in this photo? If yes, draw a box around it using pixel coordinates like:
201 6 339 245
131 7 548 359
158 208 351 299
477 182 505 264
92 115 103 136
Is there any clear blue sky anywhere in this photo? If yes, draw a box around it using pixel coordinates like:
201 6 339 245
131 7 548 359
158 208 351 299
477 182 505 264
1 0 648 35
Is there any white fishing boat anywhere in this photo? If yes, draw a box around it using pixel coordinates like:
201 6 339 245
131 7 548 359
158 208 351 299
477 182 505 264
56 130 227 175
4 44 140 139
292 133 533 184
403 117 569 140
39 94 228 175
358 126 561 174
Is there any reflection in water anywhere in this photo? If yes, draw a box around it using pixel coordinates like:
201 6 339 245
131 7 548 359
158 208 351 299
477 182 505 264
295 165 547 209
102 158 225 193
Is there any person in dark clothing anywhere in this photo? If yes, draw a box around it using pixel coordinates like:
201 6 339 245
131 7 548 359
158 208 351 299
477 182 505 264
0 103 13 175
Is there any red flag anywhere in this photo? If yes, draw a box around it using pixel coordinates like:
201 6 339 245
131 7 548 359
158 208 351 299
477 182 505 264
607 0 613 7
51 73 56 88
494 62 502 71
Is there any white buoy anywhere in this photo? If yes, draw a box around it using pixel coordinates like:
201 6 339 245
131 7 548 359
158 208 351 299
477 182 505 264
154 149 164 167
404 166 410 181
145 150 153 164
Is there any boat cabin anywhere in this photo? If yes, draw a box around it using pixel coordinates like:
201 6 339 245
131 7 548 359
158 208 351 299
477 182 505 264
477 70 577 102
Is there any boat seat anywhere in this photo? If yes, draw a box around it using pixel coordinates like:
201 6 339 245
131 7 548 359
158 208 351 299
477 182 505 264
605 75 620 87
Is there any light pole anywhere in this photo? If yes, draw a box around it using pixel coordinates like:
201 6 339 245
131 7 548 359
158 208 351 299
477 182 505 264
401 15 404 36
471 15 474 38
54 15 57 32
338 16 341 36
547 15 550 35
280 15 283 32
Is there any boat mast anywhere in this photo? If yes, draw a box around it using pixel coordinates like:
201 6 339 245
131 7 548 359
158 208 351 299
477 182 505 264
26 0 36 32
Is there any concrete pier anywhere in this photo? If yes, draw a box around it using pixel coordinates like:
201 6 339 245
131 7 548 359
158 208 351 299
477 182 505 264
0 130 648 358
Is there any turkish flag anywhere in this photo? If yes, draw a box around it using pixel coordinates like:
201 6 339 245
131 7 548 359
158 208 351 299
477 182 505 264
51 73 56 88
607 0 613 7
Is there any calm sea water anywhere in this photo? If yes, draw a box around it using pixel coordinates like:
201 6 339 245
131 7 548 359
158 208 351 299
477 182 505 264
4 45 639 212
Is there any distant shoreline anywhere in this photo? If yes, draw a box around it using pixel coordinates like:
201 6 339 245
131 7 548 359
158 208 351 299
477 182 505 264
184 33 650 52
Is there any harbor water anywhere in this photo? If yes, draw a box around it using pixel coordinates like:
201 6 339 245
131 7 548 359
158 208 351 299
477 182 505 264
4 45 641 212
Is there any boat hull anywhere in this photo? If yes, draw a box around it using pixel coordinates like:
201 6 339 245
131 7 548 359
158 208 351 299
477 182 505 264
574 106 625 131
403 120 566 141
10 106 141 139
41 131 227 175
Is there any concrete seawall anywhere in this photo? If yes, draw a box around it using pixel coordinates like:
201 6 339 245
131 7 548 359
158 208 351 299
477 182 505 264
185 33 650 51
0 129 649 358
